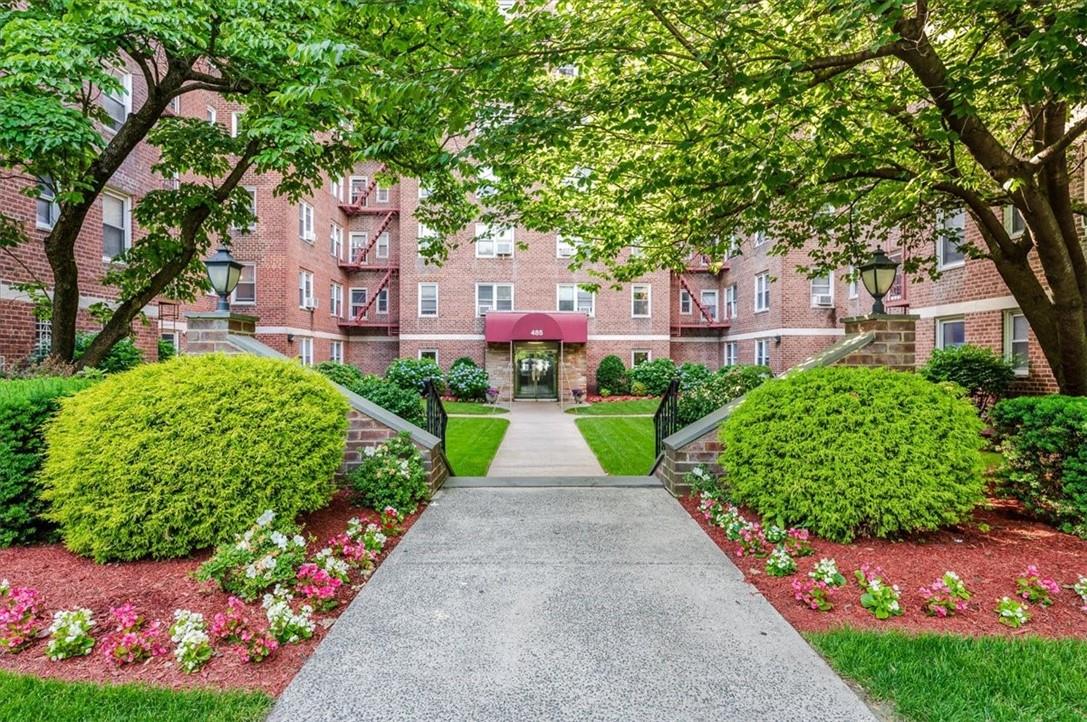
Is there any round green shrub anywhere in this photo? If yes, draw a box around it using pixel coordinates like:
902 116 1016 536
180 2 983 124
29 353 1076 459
678 364 772 425
677 362 712 392
385 357 445 393
595 355 628 395
447 364 489 401
157 338 176 362
316 362 425 427
919 344 1015 413
41 354 348 561
347 432 428 512
721 366 984 542
315 360 365 387
450 356 478 371
74 332 143 374
628 358 677 396
630 381 648 396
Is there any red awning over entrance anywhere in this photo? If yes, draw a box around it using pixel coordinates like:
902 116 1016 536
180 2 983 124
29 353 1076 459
484 312 588 343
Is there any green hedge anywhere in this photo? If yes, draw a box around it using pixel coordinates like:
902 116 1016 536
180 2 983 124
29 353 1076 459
721 366 984 542
41 355 348 561
447 364 489 401
991 395 1087 537
595 355 628 395
919 345 1015 413
385 358 445 394
0 377 96 546
316 362 424 427
628 358 677 396
677 365 772 425
677 362 712 392
73 332 143 373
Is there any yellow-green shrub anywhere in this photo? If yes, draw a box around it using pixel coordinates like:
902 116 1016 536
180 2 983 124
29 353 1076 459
41 355 348 561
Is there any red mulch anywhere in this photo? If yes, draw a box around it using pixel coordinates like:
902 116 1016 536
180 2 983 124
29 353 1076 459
0 492 422 695
680 495 1087 639
583 394 647 403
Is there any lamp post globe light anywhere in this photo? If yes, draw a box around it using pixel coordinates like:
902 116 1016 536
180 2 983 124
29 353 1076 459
204 247 244 312
858 247 900 315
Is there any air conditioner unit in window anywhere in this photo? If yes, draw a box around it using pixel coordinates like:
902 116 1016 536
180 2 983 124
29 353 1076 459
813 294 834 307
304 299 318 311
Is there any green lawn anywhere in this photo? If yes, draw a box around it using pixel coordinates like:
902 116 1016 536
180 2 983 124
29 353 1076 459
445 416 509 475
575 416 655 475
807 629 1087 722
0 671 272 722
566 398 659 415
443 400 508 415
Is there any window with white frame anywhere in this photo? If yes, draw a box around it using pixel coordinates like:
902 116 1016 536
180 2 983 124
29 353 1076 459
101 192 130 261
755 339 770 366
349 176 367 204
476 166 498 197
557 284 594 315
419 349 439 363
298 202 315 242
36 176 59 229
417 185 432 200
331 176 343 203
847 266 859 299
330 223 343 259
937 208 967 269
232 187 257 232
232 263 256 304
725 235 740 259
753 230 768 247
330 282 343 318
375 185 389 203
102 71 131 131
631 284 651 317
349 232 368 264
700 289 719 320
349 288 368 319
724 342 737 366
330 340 343 364
1004 206 1026 237
376 232 389 259
679 289 692 315
417 223 439 257
632 349 651 366
725 284 737 319
629 244 644 258
1004 311 1030 374
298 269 315 309
35 320 52 355
206 106 217 124
298 337 313 366
230 111 243 138
475 223 514 257
376 288 389 314
476 283 513 316
168 96 180 114
810 273 834 307
754 273 770 312
556 234 577 259
418 283 438 317
936 317 966 349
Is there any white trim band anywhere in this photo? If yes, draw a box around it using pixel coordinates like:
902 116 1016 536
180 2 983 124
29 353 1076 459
723 327 846 342
910 295 1019 319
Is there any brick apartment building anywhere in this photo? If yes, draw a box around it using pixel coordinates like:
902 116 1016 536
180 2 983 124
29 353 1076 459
0 67 1066 397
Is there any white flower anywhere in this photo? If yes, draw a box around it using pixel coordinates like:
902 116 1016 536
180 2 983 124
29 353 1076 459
292 535 306 548
256 509 275 527
363 446 377 457
270 531 288 549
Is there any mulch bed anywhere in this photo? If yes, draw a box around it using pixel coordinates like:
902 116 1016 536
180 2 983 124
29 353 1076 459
0 492 422 695
680 496 1087 639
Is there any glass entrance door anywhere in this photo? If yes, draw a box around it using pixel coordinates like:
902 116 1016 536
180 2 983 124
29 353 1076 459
514 342 559 400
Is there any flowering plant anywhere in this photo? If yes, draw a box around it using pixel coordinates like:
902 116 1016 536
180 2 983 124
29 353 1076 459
919 572 971 618
380 506 405 536
1016 565 1059 607
210 596 278 663
996 596 1031 628
296 563 343 611
764 524 788 544
196 510 308 601
1071 576 1087 612
808 558 846 587
313 548 351 583
262 586 315 645
100 603 167 667
791 578 836 611
720 508 749 541
854 564 903 620
326 532 376 571
347 517 388 555
784 528 813 557
46 608 95 660
170 610 213 673
765 546 797 576
737 523 769 558
0 579 44 652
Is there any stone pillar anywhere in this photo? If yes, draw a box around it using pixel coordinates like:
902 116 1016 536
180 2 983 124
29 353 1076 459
184 311 257 355
838 314 919 371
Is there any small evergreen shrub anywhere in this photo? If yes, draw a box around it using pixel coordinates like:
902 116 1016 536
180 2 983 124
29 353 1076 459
677 362 712 392
157 338 176 362
41 355 348 561
721 366 984 542
73 332 143 374
595 355 629 395
678 365 772 425
385 358 445 394
630 381 648 396
315 360 365 387
628 358 678 396
919 344 1015 413
347 433 428 512
990 395 1087 538
450 356 478 371
0 377 96 547
447 364 489 401
316 363 424 427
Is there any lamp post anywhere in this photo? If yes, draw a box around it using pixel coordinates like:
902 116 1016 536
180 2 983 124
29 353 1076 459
858 248 900 315
204 247 244 312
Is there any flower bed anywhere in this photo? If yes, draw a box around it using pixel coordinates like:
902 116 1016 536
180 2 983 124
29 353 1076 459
0 492 420 694
681 495 1087 639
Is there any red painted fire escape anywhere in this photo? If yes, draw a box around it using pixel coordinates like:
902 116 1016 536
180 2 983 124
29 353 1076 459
337 165 399 335
671 256 730 336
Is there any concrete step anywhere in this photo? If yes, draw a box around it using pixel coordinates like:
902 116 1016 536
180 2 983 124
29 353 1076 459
445 475 661 488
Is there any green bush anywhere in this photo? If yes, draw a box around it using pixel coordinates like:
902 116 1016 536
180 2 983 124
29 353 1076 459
920 345 1015 412
315 360 365 387
677 362 712 392
628 358 678 396
316 362 424 427
595 355 629 395
73 332 143 373
721 366 984 542
385 358 445 394
0 377 96 546
447 364 489 401
630 381 648 396
41 354 348 561
991 395 1087 538
157 338 176 362
450 356 478 371
347 433 428 512
677 365 773 425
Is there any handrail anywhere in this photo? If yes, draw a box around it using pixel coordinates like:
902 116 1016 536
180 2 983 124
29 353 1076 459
653 378 681 458
422 379 448 451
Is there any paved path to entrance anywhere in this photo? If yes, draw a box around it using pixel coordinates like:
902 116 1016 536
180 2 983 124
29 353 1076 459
271 486 875 721
487 402 605 476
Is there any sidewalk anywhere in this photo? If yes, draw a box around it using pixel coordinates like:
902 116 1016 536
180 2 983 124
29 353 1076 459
487 402 605 476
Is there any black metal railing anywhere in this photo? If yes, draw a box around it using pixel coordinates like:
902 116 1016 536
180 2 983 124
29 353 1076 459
653 378 681 458
422 379 448 449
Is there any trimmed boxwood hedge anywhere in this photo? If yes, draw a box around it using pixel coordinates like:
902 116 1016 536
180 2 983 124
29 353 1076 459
721 366 985 542
316 362 425 427
41 355 348 561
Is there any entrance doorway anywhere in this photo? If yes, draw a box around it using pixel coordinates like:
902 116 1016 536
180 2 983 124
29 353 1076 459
514 342 558 400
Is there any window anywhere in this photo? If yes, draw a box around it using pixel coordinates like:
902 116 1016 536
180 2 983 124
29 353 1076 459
102 71 131 131
754 273 770 312
556 234 577 259
1004 311 1030 374
35 320 52 355
629 244 644 258
230 111 243 138
376 288 389 314
475 223 514 257
349 232 368 264
724 342 737 367
349 288 368 319
700 289 719 320
847 266 858 299
36 176 59 229
298 270 315 309
232 187 257 232
936 317 966 349
886 251 905 301
725 284 737 319
477 166 498 197
232 263 256 304
753 230 768 247
298 337 313 366
330 223 343 259
159 331 177 359
168 96 180 114
937 209 967 269
418 349 439 363
476 283 514 316
1004 206 1026 237
102 192 130 261
418 284 438 317
725 236 740 259
557 284 594 315
298 202 315 242
375 185 389 203
417 223 439 258
331 176 344 203
679 289 692 315
810 274 834 307
497 0 516 16
631 284 651 317
330 282 343 318
376 232 389 259
632 350 651 366
349 176 368 204
418 185 432 200
555 63 579 78
755 339 770 366
330 340 343 364
206 106 217 124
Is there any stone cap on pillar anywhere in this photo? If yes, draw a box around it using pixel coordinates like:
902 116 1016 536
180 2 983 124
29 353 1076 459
185 310 258 336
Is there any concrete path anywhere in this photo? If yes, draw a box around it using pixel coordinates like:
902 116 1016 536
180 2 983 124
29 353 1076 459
487 402 606 477
271 486 875 722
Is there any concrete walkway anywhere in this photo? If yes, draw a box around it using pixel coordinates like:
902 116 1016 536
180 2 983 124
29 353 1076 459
271 486 875 721
487 402 605 476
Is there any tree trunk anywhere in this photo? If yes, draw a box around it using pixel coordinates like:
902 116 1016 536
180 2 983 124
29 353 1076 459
44 238 81 362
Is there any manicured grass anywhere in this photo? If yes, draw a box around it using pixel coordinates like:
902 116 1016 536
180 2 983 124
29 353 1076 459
443 400 508 415
806 629 1087 722
0 671 272 722
575 416 655 475
446 417 509 475
566 398 658 415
